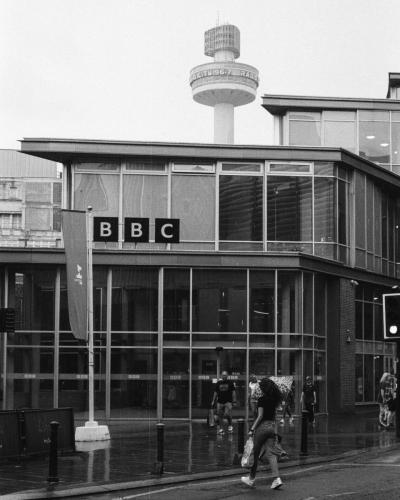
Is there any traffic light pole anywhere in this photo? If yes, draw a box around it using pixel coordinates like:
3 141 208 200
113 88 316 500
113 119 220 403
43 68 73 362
397 342 400 439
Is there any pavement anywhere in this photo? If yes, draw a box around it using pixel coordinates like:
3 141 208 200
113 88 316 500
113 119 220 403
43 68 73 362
0 410 399 499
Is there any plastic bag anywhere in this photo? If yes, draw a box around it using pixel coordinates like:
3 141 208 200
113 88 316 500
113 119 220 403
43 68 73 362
241 437 254 468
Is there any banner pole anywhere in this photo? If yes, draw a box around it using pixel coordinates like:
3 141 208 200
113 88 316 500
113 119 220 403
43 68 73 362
87 206 95 424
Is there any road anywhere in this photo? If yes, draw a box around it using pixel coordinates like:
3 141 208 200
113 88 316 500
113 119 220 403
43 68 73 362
81 447 400 500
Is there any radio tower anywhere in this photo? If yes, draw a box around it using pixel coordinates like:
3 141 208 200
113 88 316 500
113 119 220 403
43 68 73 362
190 24 259 144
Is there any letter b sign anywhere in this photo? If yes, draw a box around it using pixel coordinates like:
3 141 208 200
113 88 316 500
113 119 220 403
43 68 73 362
93 217 118 242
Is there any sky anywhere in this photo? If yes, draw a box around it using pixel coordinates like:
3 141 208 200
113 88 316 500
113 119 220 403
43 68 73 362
1 0 400 150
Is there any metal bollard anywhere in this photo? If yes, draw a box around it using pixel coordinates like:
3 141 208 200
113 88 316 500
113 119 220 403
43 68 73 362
47 421 59 483
233 418 245 465
300 410 308 456
152 423 164 475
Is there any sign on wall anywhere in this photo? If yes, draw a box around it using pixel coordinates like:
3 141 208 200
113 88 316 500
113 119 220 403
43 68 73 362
94 217 180 243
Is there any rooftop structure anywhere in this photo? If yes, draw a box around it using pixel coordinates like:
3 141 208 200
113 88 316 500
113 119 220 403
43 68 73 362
190 24 259 144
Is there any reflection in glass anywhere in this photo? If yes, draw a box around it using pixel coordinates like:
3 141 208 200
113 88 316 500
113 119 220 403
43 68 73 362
359 121 390 164
267 177 312 242
250 271 275 332
74 174 120 215
110 348 157 418
192 270 246 332
112 268 158 331
172 175 215 241
289 121 321 146
9 268 56 331
324 121 356 151
164 269 190 331
219 176 262 241
314 178 336 244
277 272 300 333
163 349 189 418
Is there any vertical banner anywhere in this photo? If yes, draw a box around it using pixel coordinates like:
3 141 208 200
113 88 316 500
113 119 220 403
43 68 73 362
61 210 88 342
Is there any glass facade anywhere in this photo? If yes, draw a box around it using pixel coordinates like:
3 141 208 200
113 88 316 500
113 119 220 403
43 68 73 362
288 109 400 172
355 283 396 403
2 265 331 419
71 160 353 267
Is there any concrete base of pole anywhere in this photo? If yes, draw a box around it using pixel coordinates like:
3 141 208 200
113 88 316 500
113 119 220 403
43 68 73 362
75 421 110 442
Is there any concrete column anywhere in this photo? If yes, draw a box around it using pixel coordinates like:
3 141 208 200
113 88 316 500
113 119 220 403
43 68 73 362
214 103 234 144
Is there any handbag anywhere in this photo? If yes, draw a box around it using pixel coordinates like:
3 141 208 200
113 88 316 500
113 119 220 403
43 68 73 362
241 437 254 468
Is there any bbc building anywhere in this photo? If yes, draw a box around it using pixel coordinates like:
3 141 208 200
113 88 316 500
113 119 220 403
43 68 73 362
2 74 400 421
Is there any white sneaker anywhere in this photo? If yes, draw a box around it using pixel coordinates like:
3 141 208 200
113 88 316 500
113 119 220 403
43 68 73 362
228 425 233 433
241 476 255 488
271 477 283 489
217 428 224 434
279 418 284 424
289 417 294 424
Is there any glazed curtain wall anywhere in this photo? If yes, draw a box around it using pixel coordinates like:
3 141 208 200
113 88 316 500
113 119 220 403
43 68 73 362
288 110 400 174
2 265 328 419
72 161 349 263
353 170 400 277
354 283 396 404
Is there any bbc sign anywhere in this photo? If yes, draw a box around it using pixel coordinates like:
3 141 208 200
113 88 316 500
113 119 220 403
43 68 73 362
93 217 180 243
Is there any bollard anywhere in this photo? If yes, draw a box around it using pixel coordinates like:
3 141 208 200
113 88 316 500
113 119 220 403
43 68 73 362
47 421 59 483
300 410 308 456
233 418 245 465
152 423 164 475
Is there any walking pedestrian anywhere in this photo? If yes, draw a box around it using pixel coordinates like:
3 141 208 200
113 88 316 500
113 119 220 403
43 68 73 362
211 371 237 434
300 376 316 425
241 377 283 490
280 380 294 424
248 374 260 420
378 372 396 428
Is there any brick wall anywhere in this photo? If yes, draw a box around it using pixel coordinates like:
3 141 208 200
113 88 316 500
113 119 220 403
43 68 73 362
327 278 356 413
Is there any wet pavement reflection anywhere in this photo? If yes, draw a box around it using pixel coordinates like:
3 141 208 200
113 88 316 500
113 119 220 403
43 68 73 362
1 412 398 495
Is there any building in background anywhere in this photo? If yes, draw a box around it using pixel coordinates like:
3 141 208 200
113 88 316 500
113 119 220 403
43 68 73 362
0 29 399 420
0 150 62 248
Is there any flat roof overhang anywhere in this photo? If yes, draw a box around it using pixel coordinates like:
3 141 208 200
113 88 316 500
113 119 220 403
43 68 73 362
19 138 400 191
262 94 400 115
0 247 398 288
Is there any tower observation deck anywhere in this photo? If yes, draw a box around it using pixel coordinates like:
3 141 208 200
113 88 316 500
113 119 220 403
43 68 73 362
190 24 259 144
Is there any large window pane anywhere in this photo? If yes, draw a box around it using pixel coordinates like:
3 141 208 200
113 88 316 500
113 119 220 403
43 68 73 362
289 113 321 146
359 121 390 164
277 272 300 333
338 180 348 246
249 271 275 332
112 267 158 331
324 121 356 151
391 122 400 166
110 348 157 418
74 173 119 216
192 270 246 332
314 178 336 243
164 269 190 331
172 175 215 241
9 268 55 331
267 177 312 241
364 354 374 401
219 176 262 241
123 175 167 246
163 349 189 418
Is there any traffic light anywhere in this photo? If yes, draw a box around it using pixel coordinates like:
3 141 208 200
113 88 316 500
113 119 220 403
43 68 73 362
0 308 15 333
383 294 400 340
